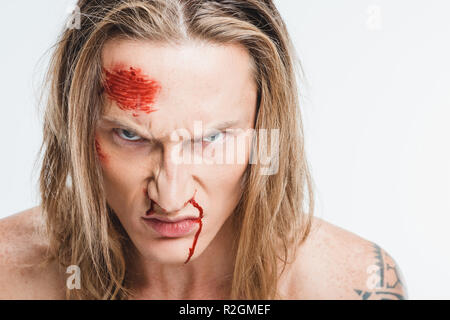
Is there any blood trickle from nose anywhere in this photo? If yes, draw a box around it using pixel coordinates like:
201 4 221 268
103 66 160 116
184 193 204 264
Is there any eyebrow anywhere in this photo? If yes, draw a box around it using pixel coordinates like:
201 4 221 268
203 120 240 133
99 115 241 141
100 115 155 140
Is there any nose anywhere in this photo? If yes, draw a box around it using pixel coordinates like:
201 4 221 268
150 145 195 214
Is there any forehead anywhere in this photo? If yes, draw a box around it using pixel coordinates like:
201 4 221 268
101 39 258 138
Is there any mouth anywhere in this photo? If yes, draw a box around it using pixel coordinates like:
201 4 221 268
142 200 200 237
142 216 200 238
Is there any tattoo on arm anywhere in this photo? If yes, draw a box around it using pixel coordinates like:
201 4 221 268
354 243 407 300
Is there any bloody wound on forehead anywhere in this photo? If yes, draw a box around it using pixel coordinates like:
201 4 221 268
103 66 161 116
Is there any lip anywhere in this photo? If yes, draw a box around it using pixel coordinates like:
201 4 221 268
145 210 199 223
142 216 200 238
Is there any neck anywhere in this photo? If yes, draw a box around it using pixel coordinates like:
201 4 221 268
126 214 238 299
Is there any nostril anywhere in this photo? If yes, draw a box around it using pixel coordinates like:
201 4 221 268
153 200 167 213
145 200 154 216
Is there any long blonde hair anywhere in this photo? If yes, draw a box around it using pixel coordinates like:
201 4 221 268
39 0 314 299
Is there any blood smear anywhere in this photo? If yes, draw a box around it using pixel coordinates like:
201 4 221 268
103 66 160 115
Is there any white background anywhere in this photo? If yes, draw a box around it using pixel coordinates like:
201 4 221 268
0 0 449 299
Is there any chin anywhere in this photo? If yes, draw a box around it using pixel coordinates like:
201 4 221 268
133 236 202 265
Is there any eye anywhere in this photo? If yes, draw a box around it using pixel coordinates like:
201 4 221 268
115 128 143 142
202 131 225 144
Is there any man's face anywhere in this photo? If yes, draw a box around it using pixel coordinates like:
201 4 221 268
95 39 257 264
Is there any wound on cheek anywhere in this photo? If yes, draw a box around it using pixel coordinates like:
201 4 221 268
103 66 161 116
95 138 108 163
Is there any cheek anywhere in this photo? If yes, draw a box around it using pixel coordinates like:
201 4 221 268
199 136 250 204
200 162 247 214
202 134 253 165
100 157 146 216
102 156 144 189
95 137 146 194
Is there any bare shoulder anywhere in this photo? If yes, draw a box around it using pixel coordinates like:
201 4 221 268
283 216 408 300
0 207 66 299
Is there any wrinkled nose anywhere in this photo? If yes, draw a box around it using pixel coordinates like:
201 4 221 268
150 145 195 214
